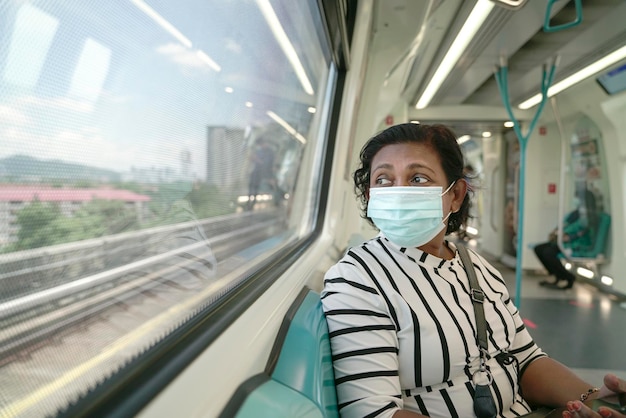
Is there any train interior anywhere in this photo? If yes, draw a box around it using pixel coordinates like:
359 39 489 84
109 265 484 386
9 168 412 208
360 0 626 401
0 0 625 417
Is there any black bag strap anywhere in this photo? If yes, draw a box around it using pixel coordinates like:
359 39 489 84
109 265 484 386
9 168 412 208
457 244 488 351
458 244 497 418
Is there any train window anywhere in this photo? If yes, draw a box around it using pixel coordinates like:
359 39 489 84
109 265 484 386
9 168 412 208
0 0 333 417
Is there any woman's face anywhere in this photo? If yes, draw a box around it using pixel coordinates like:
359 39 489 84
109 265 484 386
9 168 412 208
368 141 463 216
367 141 467 255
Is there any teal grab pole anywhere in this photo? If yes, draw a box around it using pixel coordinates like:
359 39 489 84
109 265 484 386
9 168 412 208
494 62 557 308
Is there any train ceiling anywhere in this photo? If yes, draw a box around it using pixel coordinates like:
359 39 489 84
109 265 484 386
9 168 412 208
369 0 626 139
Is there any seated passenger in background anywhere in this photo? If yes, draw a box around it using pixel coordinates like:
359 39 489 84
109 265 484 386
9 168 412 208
535 194 597 290
321 123 626 418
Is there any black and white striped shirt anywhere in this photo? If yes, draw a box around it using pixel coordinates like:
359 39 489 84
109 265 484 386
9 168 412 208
321 235 546 417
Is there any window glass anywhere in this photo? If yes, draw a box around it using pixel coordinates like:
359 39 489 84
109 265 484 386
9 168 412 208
0 1 332 416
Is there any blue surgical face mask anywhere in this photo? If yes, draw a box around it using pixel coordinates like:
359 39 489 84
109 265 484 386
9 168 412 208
367 182 455 248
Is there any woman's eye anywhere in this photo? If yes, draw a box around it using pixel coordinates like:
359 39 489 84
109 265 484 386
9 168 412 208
411 175 428 184
375 177 392 185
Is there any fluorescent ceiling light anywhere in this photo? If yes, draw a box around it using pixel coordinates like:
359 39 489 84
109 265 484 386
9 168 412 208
266 111 307 144
68 38 111 102
518 45 626 109
255 0 314 95
457 134 471 144
196 50 221 72
504 121 514 128
130 0 192 48
131 0 222 72
4 4 58 88
415 0 494 109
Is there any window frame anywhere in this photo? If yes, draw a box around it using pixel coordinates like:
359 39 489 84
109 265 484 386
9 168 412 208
55 46 348 418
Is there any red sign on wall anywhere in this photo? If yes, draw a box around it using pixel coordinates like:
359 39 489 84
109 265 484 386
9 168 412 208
539 126 547 135
385 115 394 125
548 183 556 194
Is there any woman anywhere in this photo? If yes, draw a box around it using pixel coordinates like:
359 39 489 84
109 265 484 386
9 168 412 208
320 123 625 418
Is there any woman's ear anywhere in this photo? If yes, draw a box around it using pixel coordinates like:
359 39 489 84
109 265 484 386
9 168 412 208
452 179 468 212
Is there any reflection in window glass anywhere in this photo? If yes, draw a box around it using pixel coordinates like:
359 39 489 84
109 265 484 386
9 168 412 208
0 0 332 416
3 4 59 89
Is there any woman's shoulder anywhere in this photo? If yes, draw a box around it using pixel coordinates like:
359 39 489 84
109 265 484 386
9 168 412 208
326 239 376 274
337 234 386 259
322 237 389 289
454 242 504 276
458 243 492 264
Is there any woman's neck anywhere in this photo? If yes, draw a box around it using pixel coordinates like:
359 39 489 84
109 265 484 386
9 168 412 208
418 238 454 260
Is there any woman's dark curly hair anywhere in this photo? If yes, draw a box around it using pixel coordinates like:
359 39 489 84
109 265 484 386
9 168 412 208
353 123 473 234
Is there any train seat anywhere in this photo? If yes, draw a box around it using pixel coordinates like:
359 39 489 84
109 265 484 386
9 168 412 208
567 212 611 260
220 287 339 418
224 375 324 418
528 212 611 261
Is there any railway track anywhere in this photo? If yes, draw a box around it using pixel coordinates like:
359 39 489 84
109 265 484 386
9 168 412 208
0 208 288 418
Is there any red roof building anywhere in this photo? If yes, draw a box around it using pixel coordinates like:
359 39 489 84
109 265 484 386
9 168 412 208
0 186 151 246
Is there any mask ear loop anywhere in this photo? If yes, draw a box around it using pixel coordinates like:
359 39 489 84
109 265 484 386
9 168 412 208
441 181 458 223
440 180 456 196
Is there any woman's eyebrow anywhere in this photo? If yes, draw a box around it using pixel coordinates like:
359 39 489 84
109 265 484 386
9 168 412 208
372 162 435 174
406 162 434 173
372 162 393 172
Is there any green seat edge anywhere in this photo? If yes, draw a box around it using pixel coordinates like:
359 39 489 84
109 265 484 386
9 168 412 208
219 287 339 418
570 212 611 258
271 289 339 417
220 373 324 418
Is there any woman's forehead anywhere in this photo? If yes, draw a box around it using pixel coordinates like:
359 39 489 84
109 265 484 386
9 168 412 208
372 142 441 167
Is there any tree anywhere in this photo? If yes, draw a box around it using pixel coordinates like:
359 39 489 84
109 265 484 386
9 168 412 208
188 182 235 218
7 199 140 252
12 200 65 250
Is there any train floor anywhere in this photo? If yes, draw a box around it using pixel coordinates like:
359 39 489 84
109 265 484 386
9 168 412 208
462 238 626 386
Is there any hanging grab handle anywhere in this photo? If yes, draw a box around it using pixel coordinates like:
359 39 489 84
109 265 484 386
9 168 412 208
494 58 557 146
544 0 583 33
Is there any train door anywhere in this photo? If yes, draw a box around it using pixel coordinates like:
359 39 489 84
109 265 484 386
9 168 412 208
460 139 482 240
501 130 521 267
564 115 612 260
478 132 506 258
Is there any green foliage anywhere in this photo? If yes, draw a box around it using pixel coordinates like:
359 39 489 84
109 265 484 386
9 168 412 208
3 182 237 253
72 199 139 235
188 182 236 218
11 201 65 250
6 199 139 252
143 182 236 227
